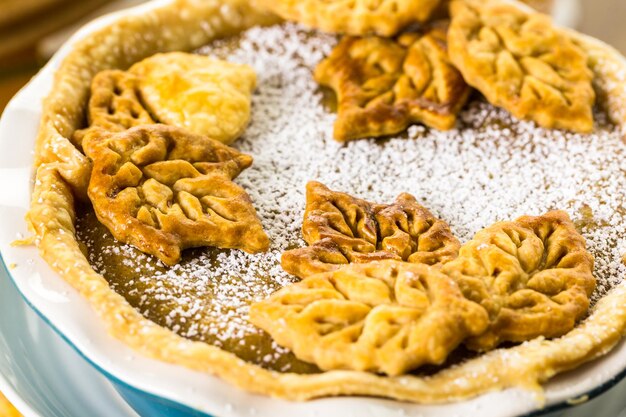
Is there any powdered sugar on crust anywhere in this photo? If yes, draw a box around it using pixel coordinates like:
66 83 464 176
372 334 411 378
77 23 626 372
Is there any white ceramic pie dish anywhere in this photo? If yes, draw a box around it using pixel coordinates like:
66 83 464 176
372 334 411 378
2 1 626 416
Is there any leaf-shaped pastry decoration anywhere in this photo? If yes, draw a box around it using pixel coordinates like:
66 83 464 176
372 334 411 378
129 52 256 145
254 0 444 36
259 209 595 375
0 393 20 417
282 182 460 278
442 210 595 351
72 70 155 145
250 261 489 375
83 124 270 266
315 27 471 141
447 0 595 133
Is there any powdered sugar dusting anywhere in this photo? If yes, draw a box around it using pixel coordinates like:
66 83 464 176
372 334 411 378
77 23 626 373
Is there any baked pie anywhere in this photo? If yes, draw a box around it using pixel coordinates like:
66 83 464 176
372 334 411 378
282 181 460 278
22 0 626 410
447 0 595 132
315 26 471 140
83 124 269 266
129 52 257 144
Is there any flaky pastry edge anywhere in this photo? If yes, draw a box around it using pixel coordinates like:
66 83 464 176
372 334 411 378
25 0 626 406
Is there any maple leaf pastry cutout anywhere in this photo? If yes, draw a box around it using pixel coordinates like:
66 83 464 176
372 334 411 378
315 26 471 141
83 124 270 266
282 181 460 279
447 0 595 133
250 260 489 375
72 70 155 145
253 0 445 37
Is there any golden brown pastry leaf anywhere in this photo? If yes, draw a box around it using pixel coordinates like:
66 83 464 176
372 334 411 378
443 210 596 351
250 260 489 375
83 124 269 265
315 27 471 141
254 0 444 36
73 70 154 145
282 182 460 278
129 52 256 145
448 0 595 132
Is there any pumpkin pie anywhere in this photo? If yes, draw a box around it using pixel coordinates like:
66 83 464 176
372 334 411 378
23 0 626 407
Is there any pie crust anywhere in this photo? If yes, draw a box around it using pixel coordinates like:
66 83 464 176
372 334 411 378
25 0 626 405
